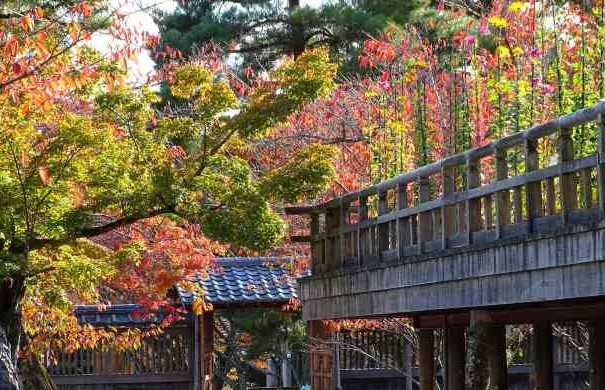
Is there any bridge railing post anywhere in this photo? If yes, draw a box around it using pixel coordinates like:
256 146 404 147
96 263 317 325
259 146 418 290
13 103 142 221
397 182 410 260
417 176 433 253
310 212 322 274
378 190 390 259
598 113 605 215
525 137 544 231
559 125 577 224
441 163 456 250
466 157 481 244
358 196 368 267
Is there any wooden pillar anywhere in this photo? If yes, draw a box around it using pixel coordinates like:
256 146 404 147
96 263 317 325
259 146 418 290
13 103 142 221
533 321 554 390
358 196 368 266
309 320 334 390
397 182 410 259
559 125 577 224
378 190 390 258
525 138 543 229
200 311 214 390
589 320 605 390
446 327 466 390
495 148 510 238
441 164 456 250
466 158 481 244
310 213 321 274
418 329 435 390
417 177 433 254
487 324 508 390
466 311 490 390
597 114 605 214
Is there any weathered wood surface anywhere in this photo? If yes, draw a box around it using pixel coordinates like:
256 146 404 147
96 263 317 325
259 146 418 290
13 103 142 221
300 222 605 320
288 103 605 321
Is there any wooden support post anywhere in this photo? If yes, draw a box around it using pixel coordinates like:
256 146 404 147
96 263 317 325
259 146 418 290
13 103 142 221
466 311 490 390
417 177 433 253
525 138 544 229
309 321 334 390
200 312 214 390
446 327 465 390
358 196 368 266
559 126 577 224
487 324 508 390
403 338 414 390
378 191 390 258
441 165 456 250
495 149 510 238
325 207 339 271
533 322 554 390
597 114 605 215
338 203 348 267
311 213 322 274
397 182 410 260
466 158 481 244
589 320 605 390
418 329 435 390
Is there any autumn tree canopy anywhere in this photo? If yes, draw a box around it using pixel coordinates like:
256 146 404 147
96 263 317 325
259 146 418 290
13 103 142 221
0 0 340 386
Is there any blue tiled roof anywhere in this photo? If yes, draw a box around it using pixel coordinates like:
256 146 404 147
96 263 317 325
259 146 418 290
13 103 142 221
74 304 156 326
75 257 298 325
178 257 298 306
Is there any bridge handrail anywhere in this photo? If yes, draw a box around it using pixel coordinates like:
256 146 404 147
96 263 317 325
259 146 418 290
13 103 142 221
288 101 605 213
287 101 605 275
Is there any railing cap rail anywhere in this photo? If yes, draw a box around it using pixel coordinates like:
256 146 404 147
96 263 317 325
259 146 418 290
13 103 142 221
285 101 605 215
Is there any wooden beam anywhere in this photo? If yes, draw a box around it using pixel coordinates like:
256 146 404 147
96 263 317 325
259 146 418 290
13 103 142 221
446 327 466 390
589 320 605 390
412 301 605 329
418 329 435 390
533 321 554 390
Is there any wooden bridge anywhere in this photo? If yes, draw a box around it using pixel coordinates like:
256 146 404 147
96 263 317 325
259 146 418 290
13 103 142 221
288 102 605 390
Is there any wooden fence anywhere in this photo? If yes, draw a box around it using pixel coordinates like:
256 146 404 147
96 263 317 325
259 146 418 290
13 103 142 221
337 326 589 390
288 102 605 277
47 326 193 390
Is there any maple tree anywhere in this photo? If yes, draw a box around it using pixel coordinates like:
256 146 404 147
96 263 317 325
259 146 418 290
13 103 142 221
0 0 340 384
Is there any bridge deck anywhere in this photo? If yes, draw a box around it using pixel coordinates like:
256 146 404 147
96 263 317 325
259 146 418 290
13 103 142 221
288 102 605 322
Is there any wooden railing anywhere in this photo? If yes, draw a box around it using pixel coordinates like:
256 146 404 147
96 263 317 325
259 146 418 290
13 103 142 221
287 102 605 275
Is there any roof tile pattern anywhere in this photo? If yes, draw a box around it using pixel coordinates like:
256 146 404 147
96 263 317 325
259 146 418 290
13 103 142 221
179 257 297 306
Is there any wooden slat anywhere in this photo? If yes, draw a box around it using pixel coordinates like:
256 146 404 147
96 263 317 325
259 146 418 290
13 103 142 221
441 165 456 249
559 125 577 223
417 177 433 253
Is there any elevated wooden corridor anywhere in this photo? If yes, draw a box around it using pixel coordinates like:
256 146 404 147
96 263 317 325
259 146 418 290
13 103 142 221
288 102 605 390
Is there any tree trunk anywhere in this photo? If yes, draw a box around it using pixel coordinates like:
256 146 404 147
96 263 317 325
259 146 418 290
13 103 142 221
0 276 25 390
19 337 57 390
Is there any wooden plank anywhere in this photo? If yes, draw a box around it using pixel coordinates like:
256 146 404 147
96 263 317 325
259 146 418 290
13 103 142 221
358 197 368 267
545 177 556 215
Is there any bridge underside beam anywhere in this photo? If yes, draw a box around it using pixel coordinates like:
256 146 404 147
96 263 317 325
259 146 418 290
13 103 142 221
412 299 605 329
